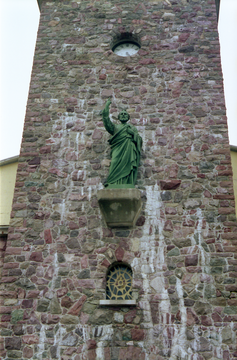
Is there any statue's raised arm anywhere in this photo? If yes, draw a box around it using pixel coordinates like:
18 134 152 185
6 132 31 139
102 99 115 135
101 99 142 188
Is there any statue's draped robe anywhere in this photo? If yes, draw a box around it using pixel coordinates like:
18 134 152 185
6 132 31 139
105 124 142 187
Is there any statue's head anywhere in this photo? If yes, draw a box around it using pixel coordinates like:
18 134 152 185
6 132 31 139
118 110 130 123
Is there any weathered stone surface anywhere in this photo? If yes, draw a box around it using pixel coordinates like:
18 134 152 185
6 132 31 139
60 315 79 325
61 332 79 346
50 346 58 359
194 301 212 315
5 337 21 350
50 297 62 314
131 328 144 341
23 346 34 359
37 299 50 312
11 309 24 324
89 309 113 325
2 1 237 359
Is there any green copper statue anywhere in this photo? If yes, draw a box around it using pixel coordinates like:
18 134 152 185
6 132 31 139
102 99 142 188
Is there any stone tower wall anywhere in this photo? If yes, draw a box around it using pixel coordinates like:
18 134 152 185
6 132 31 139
1 0 237 359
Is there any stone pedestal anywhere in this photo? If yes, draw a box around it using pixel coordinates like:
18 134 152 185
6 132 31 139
97 188 141 228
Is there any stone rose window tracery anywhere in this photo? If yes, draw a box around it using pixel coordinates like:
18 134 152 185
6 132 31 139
106 264 133 300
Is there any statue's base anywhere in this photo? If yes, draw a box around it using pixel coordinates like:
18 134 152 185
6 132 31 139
97 188 141 228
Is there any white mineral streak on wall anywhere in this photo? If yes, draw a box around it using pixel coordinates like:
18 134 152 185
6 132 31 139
95 325 113 360
132 185 213 359
151 68 159 82
52 252 59 290
60 198 65 224
169 278 189 360
35 324 46 360
138 125 147 147
55 326 66 359
132 184 169 358
196 208 210 271
78 99 85 109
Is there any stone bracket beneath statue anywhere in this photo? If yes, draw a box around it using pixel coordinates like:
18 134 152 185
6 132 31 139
97 188 142 228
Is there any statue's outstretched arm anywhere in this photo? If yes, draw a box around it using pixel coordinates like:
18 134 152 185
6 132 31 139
102 99 115 135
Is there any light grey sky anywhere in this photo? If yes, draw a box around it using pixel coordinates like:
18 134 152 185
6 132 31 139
0 0 236 161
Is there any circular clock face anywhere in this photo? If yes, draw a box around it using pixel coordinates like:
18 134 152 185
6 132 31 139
113 41 140 57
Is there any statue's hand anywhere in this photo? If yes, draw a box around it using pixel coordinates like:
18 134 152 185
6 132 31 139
102 98 114 135
102 98 111 119
106 99 111 108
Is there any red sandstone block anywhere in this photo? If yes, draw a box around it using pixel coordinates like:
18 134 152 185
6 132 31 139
124 309 137 324
3 263 19 269
29 252 43 262
20 152 38 157
227 299 237 306
1 315 11 322
115 247 124 261
63 347 77 356
39 146 51 154
68 221 81 231
23 346 34 358
101 259 110 268
22 335 39 345
223 246 237 252
218 208 235 215
86 340 96 350
218 170 233 176
222 233 237 240
12 203 27 210
213 195 235 200
5 247 21 255
220 181 233 187
104 347 111 360
229 272 237 278
22 300 33 308
213 148 230 155
225 285 237 292
7 233 21 240
164 220 173 231
139 58 156 65
76 279 95 289
81 254 88 268
0 291 17 298
44 229 52 244
0 350 7 358
87 349 96 360
186 266 202 273
57 288 68 298
131 328 144 341
1 277 17 283
26 290 40 298
5 337 21 350
0 306 11 314
68 295 87 316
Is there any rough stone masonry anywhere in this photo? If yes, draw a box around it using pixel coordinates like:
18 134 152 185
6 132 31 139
1 0 237 359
